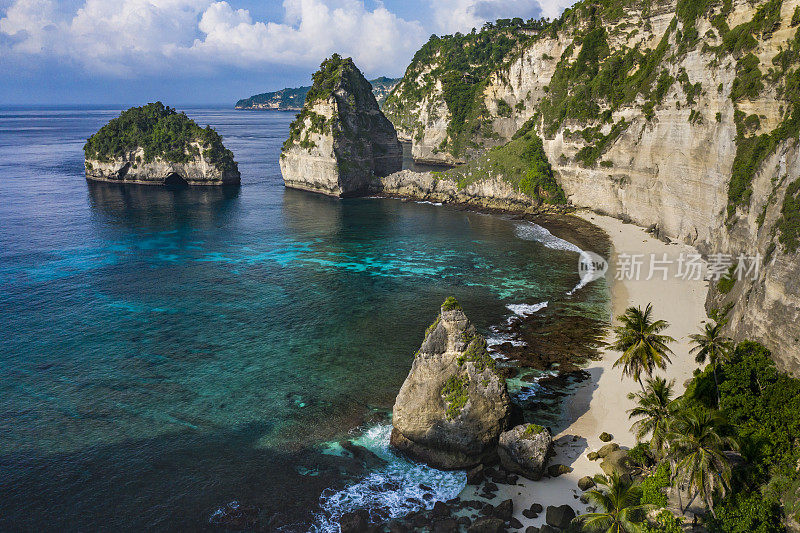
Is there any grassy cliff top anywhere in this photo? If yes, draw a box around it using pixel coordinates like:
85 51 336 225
435 119 566 204
305 54 375 105
84 102 237 172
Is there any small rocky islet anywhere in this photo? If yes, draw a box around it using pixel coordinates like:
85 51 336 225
84 102 240 186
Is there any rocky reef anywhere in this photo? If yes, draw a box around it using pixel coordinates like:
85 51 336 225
279 54 402 197
383 0 800 374
84 102 240 186
391 297 511 469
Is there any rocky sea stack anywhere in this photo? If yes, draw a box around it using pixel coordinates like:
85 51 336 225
391 297 511 469
84 102 240 186
279 54 402 197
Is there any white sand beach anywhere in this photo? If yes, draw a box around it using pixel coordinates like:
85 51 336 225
459 211 710 528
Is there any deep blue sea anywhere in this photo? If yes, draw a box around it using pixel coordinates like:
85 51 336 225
0 106 607 531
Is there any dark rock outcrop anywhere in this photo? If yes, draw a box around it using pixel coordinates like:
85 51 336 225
545 505 575 530
280 54 402 197
468 517 507 533
391 297 511 469
578 476 595 491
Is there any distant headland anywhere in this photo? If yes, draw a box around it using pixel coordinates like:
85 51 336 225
235 76 400 110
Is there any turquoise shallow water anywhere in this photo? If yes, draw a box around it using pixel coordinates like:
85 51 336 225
0 107 607 531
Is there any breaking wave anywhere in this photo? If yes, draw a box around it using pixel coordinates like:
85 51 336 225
312 424 466 532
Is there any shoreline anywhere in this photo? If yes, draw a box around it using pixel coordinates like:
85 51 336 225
457 210 709 528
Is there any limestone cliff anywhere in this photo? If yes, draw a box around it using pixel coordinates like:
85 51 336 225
84 102 240 186
279 55 402 197
385 0 800 374
391 297 511 469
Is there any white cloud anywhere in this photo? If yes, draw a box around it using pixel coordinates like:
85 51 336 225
429 0 541 34
0 0 427 76
428 0 575 34
536 0 579 19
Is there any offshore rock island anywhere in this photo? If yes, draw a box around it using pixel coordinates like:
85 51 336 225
84 102 240 186
279 55 403 197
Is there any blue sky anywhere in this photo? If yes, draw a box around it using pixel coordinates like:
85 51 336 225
0 0 569 106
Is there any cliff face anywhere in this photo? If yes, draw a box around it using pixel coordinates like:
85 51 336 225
280 55 403 197
86 144 240 186
385 0 800 374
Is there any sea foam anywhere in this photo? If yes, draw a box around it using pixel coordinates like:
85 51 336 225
312 424 466 532
506 301 548 317
514 222 582 253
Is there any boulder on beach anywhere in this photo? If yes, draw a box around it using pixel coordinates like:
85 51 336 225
600 449 634 477
391 297 511 469
468 517 507 533
578 476 596 491
596 442 620 458
547 463 572 477
497 423 553 481
599 432 613 442
545 504 575 530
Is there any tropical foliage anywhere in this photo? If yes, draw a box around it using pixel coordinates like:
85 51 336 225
610 304 674 389
577 473 655 533
588 302 799 531
627 377 676 455
667 409 737 515
689 321 733 405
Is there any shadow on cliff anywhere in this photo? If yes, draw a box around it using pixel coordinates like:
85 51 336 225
86 180 242 230
0 421 367 532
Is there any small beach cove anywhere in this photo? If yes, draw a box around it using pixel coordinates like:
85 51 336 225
456 211 709 531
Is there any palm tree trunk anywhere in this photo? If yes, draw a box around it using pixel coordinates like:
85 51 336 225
713 363 720 406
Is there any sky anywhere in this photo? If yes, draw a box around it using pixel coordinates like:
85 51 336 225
0 0 577 106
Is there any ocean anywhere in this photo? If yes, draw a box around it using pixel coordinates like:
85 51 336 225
0 106 607 531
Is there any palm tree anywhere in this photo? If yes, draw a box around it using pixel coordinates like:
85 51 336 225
627 376 676 456
576 473 655 533
610 304 675 390
689 321 733 406
667 409 737 516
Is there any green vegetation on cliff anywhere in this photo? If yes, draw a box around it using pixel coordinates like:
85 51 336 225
384 19 544 156
84 102 237 171
778 178 800 253
727 21 800 220
441 296 462 311
441 375 469 419
435 119 566 204
282 54 381 157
